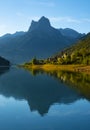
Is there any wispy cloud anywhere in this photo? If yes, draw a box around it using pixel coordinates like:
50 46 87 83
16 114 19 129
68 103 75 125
16 12 90 25
0 24 7 30
16 14 81 24
50 17 81 23
83 18 90 22
50 17 90 24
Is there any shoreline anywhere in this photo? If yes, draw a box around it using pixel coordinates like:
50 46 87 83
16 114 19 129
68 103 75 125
21 64 90 74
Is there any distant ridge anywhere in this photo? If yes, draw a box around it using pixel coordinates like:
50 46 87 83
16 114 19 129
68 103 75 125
59 28 85 39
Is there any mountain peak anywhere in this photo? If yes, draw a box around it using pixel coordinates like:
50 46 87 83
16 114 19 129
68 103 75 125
39 16 50 24
38 16 51 28
39 16 47 20
28 16 51 32
29 20 38 32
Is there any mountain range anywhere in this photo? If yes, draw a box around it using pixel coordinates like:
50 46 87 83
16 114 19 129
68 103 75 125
0 16 85 64
59 28 84 38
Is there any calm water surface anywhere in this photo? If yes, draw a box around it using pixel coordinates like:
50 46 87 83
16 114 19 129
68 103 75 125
0 67 90 130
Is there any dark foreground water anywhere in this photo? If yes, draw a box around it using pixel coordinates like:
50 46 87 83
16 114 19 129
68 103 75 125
0 67 90 130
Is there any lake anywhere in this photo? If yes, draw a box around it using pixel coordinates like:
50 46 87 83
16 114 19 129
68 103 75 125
0 66 90 130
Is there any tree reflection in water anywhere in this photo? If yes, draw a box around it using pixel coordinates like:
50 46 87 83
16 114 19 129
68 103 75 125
0 67 89 116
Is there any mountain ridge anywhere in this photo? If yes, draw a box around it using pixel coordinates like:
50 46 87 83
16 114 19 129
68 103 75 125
0 16 85 64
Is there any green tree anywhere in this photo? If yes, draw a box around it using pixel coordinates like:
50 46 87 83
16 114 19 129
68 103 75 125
31 57 38 65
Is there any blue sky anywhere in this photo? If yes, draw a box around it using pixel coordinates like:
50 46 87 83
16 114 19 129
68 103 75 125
0 0 90 36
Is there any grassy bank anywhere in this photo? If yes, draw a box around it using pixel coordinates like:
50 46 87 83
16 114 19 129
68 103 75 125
22 64 90 73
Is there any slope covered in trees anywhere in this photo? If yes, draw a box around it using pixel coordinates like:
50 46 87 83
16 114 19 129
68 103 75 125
51 33 90 65
24 33 90 66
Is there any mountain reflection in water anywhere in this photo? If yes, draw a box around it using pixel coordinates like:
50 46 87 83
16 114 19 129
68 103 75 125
0 67 90 116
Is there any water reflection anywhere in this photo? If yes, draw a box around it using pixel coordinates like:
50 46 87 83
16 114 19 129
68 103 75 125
53 71 90 100
0 66 9 75
0 67 90 116
30 69 90 99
